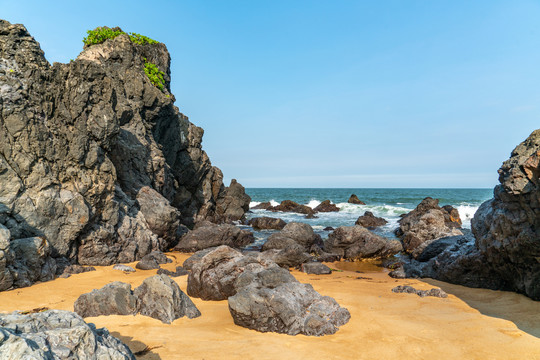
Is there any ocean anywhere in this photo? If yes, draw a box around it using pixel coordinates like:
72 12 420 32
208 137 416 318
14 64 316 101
243 188 493 249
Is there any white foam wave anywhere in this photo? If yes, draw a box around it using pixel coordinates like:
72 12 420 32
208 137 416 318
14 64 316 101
456 205 479 229
306 200 321 209
336 202 411 216
270 199 279 207
249 199 280 208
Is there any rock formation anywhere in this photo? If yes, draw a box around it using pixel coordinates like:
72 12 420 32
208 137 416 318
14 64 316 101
0 310 135 359
355 211 388 228
348 194 365 205
267 200 315 216
248 216 286 230
174 222 254 252
0 20 249 290
325 226 402 260
404 130 540 300
313 200 340 212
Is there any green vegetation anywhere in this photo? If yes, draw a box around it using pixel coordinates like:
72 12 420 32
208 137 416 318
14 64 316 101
83 28 124 46
83 28 160 47
128 32 159 45
144 58 165 91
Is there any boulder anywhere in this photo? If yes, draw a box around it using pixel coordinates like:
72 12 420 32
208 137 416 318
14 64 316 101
396 197 462 255
174 222 254 252
134 274 201 323
267 200 315 216
228 268 350 336
74 281 138 317
355 211 388 228
348 194 365 205
157 266 189 277
248 216 286 230
301 262 332 275
215 179 252 223
391 285 447 298
62 264 96 275
136 250 171 270
277 222 322 250
0 310 135 359
313 200 339 212
325 226 402 260
261 244 312 268
112 264 136 272
251 202 272 210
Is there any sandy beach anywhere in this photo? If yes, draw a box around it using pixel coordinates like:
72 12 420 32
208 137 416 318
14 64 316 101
0 252 537 360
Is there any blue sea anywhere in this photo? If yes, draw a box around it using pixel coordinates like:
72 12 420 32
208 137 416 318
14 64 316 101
242 188 493 249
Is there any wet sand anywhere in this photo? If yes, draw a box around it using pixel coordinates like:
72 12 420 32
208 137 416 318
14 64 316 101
0 253 538 360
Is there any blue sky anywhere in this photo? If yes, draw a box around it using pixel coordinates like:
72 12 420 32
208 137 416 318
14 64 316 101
2 0 539 188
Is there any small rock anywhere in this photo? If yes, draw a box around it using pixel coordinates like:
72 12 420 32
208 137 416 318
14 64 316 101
136 257 160 270
301 262 332 275
348 194 366 205
391 285 447 298
62 264 96 275
113 264 136 272
355 211 388 228
313 200 340 213
157 266 189 277
248 217 287 230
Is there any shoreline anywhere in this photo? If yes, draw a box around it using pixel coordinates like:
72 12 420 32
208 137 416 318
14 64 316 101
1 252 538 359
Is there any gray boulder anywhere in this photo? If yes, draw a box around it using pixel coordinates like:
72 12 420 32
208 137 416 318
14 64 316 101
265 222 322 251
392 285 447 298
324 226 402 260
174 222 254 252
215 179 251 223
157 266 189 277
248 217 286 230
112 264 135 272
355 211 388 228
301 262 332 275
0 310 135 359
74 282 138 318
7 237 57 290
260 244 312 268
134 274 201 323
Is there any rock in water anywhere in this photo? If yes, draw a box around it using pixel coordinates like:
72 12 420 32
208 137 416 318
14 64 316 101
248 217 287 230
324 226 402 260
313 200 340 212
348 194 365 205
0 310 135 359
355 211 388 228
396 197 462 256
267 200 315 216
0 20 249 290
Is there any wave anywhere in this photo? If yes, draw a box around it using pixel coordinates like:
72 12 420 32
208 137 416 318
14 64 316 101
249 199 280 208
306 199 322 209
456 204 479 228
335 202 411 216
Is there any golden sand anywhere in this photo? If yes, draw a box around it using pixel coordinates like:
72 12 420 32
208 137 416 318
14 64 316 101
0 253 538 360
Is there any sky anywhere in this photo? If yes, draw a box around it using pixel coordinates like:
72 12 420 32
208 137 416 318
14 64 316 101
2 0 540 188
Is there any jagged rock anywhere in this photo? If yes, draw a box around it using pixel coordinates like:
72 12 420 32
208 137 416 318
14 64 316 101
0 310 135 359
261 244 312 268
62 264 96 275
248 217 286 230
396 197 462 255
313 200 339 213
228 267 350 336
174 222 254 252
0 20 248 290
74 275 200 324
323 226 334 231
301 262 332 275
261 233 298 251
348 194 365 205
135 257 160 270
186 246 273 300
7 237 57 289
355 211 388 228
267 200 315 216
74 282 138 317
134 274 201 323
251 202 272 210
112 264 135 272
157 266 188 277
272 222 322 251
182 248 214 271
324 226 402 260
215 179 251 223
392 285 447 298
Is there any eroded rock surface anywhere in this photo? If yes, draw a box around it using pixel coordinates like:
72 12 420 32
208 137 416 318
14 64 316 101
325 226 402 260
0 20 248 290
174 222 254 252
248 217 286 230
0 310 135 359
355 211 388 228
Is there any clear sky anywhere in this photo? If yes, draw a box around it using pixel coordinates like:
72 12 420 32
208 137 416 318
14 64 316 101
2 0 539 188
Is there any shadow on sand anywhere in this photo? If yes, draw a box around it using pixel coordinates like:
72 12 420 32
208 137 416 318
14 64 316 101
423 278 540 339
110 332 162 360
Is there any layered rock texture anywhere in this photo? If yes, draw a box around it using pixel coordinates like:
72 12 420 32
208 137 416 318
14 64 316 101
0 310 135 359
0 20 249 290
405 130 540 300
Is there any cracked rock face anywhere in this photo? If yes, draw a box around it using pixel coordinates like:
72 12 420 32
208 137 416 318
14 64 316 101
0 20 249 289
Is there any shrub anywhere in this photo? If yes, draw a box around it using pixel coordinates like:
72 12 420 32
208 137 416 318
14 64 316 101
129 32 159 45
83 28 124 46
144 59 165 91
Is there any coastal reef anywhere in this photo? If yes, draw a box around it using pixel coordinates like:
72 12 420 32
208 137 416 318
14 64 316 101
0 20 250 291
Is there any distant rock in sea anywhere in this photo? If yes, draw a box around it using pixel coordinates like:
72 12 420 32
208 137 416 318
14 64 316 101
348 194 366 205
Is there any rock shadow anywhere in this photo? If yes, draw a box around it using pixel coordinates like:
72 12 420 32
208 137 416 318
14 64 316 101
110 331 162 359
423 278 540 338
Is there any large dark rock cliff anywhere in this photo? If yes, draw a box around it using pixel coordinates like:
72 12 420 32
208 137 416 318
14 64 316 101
0 20 250 289
404 130 540 300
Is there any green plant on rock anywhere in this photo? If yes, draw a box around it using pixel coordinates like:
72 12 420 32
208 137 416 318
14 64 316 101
144 58 165 91
128 32 159 45
83 28 124 46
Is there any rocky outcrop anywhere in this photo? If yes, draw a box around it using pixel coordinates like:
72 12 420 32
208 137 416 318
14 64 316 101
0 310 135 359
251 202 272 210
74 274 200 323
267 222 322 251
301 262 332 275
396 198 462 256
0 20 249 290
248 216 286 230
348 194 365 205
403 130 540 300
267 200 315 216
355 211 387 228
313 200 339 212
325 226 402 260
174 222 254 252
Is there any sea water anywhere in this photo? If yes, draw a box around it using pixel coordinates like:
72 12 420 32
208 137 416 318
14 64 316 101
242 188 493 249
